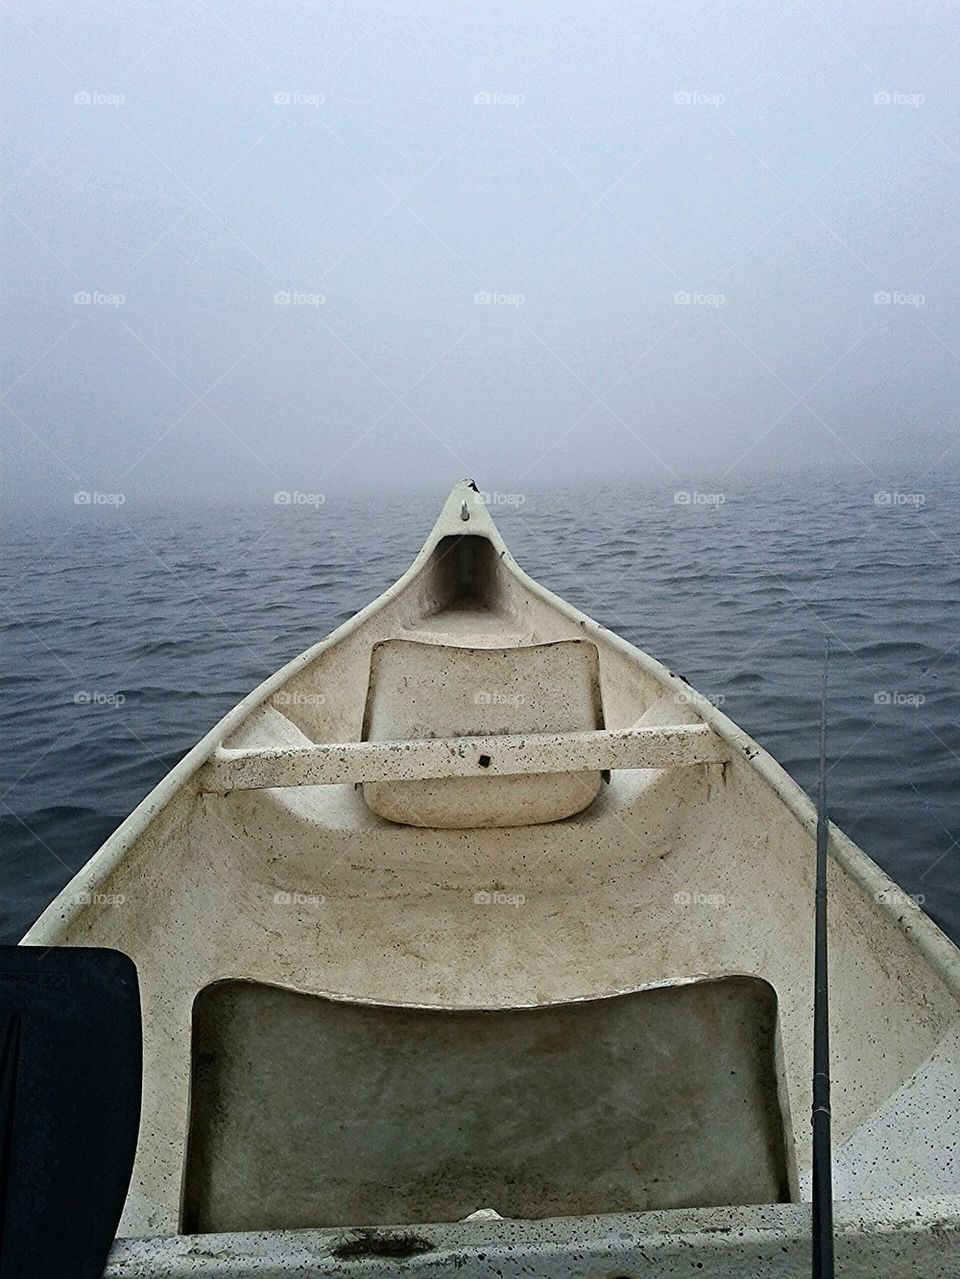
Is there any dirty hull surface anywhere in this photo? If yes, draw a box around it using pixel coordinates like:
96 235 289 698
105 1200 960 1279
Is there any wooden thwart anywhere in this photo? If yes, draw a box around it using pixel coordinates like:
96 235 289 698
200 724 729 792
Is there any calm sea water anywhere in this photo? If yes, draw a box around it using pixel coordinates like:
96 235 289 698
2 476 957 944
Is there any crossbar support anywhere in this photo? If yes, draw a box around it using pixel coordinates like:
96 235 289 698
199 724 729 792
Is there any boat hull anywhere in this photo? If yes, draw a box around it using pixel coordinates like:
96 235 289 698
22 482 960 1264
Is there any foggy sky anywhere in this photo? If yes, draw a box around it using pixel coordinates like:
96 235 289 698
3 1 959 509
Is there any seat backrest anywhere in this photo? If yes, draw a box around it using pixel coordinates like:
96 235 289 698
360 638 603 827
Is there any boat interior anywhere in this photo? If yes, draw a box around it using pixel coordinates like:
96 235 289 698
26 483 960 1240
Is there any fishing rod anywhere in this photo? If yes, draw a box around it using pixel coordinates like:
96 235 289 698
812 646 834 1279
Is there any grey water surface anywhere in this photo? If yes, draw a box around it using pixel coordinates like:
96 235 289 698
1 475 957 944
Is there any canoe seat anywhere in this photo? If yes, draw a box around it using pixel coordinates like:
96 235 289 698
360 638 604 828
182 975 792 1232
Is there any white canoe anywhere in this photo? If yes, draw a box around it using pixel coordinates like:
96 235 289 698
24 480 960 1276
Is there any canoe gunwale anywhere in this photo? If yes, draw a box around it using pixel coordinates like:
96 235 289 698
103 1195 960 1278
